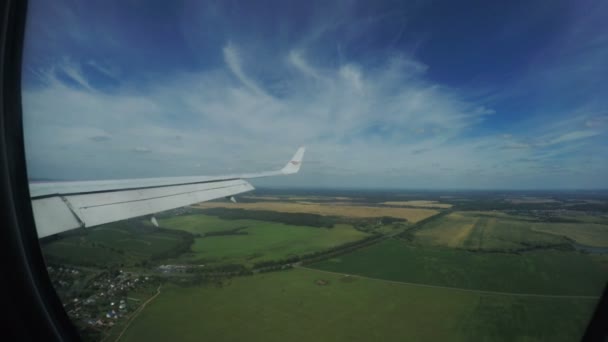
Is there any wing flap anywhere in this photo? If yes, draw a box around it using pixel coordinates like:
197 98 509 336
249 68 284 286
31 197 83 237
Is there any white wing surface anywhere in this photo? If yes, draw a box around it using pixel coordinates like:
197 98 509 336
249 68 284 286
30 147 305 238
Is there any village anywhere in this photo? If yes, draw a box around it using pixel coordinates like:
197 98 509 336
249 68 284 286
46 265 157 330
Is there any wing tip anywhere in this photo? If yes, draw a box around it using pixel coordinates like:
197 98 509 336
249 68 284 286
281 146 306 174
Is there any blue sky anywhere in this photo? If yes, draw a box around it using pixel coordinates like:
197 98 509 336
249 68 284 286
21 0 608 189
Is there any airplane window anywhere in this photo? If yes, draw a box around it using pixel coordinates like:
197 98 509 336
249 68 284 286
21 0 608 341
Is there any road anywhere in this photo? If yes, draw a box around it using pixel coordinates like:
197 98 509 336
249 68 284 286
113 285 162 342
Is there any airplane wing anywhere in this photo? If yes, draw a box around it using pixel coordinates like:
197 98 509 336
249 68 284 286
30 147 305 238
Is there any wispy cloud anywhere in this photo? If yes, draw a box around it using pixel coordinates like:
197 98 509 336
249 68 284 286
547 130 600 145
288 50 322 80
19 0 608 189
22 50 496 183
223 43 267 96
24 44 608 188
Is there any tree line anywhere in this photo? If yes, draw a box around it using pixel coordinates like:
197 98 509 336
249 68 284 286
252 234 385 269
204 226 249 237
198 208 340 228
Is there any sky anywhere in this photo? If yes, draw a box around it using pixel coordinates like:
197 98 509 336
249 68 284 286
21 0 608 189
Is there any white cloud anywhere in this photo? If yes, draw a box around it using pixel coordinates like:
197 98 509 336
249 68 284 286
87 60 120 79
502 142 531 149
548 130 600 145
585 115 608 128
60 61 94 90
20 44 607 188
288 50 322 80
223 43 266 96
339 64 364 92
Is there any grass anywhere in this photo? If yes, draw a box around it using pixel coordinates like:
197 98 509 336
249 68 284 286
531 223 608 247
42 221 188 267
159 214 255 235
413 211 572 251
159 214 369 265
196 201 439 223
310 239 608 296
43 213 371 267
555 213 608 224
119 268 596 342
462 218 569 251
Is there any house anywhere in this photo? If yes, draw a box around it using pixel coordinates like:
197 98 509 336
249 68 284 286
106 310 118 319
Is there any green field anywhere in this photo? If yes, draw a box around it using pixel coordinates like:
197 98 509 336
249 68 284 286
40 199 608 341
159 214 370 265
159 214 273 235
553 213 608 224
118 268 596 342
42 222 189 266
531 222 608 247
311 239 608 296
412 211 586 251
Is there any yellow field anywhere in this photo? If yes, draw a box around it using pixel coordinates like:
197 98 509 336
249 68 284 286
241 195 283 201
243 195 356 201
287 196 355 201
457 210 513 218
415 221 476 247
532 223 608 247
196 202 438 223
414 212 478 247
382 200 452 209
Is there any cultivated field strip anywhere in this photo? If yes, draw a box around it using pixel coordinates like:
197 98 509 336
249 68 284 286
196 201 439 223
298 266 600 300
